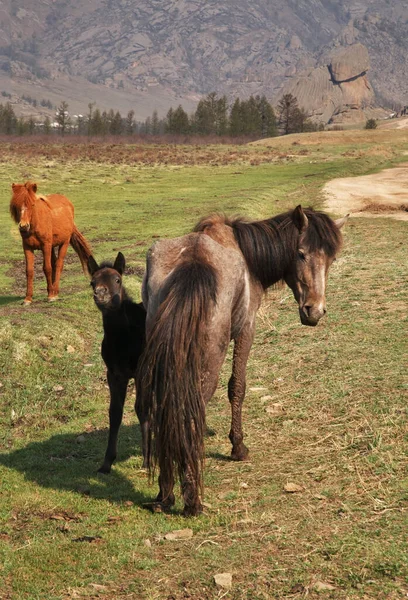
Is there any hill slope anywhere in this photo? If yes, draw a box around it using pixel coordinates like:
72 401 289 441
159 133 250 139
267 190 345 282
2 0 407 119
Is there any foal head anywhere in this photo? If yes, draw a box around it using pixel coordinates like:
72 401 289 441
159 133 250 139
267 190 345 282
10 182 38 234
285 206 348 326
88 252 126 311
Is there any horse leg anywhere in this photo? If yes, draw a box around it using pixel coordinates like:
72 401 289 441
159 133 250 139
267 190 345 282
42 243 55 301
23 246 35 305
154 473 176 512
51 248 57 284
182 464 203 517
52 241 69 299
228 327 255 461
98 370 128 474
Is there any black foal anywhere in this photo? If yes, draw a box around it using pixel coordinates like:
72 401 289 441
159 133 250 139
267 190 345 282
88 252 147 473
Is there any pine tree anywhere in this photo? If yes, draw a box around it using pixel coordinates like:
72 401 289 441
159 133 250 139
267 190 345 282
256 95 277 138
165 107 174 134
171 105 190 134
43 116 51 135
91 109 104 136
110 111 123 135
151 109 160 135
277 93 299 135
229 98 243 136
56 101 70 135
125 110 135 135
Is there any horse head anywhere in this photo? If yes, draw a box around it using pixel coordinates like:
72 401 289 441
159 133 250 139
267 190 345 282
88 252 126 311
285 206 348 327
10 182 38 233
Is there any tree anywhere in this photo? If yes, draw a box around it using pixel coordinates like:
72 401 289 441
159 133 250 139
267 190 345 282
365 118 377 129
277 93 300 135
229 98 243 136
90 108 104 136
110 111 123 135
171 105 190 134
151 110 160 135
87 102 95 136
27 116 36 135
164 107 174 134
125 110 135 135
0 102 17 134
256 95 277 138
56 101 70 135
43 116 51 135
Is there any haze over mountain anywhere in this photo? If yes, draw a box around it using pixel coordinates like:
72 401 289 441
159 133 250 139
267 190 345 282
2 0 407 120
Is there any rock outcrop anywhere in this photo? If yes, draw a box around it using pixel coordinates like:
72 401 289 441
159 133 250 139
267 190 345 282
281 43 386 124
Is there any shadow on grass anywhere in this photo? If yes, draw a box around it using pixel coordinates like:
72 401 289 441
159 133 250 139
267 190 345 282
0 295 24 306
0 424 154 506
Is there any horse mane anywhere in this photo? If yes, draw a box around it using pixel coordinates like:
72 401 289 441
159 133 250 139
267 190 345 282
10 182 38 224
195 208 342 290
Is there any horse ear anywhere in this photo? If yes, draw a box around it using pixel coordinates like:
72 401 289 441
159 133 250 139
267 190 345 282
87 255 99 276
113 252 126 275
292 205 308 233
334 214 349 229
11 183 15 189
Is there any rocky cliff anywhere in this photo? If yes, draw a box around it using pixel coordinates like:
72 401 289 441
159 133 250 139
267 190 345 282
1 0 407 120
282 43 386 124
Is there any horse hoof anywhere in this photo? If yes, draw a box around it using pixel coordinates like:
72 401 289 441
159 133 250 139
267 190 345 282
23 300 32 306
97 465 111 475
142 501 172 514
231 445 249 461
183 504 203 517
48 296 59 302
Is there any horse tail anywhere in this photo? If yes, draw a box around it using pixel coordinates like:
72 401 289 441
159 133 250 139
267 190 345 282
138 254 217 511
70 225 92 276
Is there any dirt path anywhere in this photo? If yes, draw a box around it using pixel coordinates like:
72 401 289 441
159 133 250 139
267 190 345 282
324 164 408 221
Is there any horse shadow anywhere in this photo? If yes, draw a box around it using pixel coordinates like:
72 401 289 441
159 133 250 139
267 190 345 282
0 295 24 307
0 424 153 506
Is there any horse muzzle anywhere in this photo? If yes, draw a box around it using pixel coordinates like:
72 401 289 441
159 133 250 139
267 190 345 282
299 304 326 327
19 223 30 234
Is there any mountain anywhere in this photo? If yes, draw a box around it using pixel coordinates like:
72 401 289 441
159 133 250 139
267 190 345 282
1 0 407 121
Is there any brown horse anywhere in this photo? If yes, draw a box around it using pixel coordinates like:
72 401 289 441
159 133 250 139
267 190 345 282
137 205 348 516
10 182 92 304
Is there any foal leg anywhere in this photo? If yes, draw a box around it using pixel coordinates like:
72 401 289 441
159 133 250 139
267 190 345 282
23 246 35 305
228 327 255 461
52 241 70 299
98 370 128 474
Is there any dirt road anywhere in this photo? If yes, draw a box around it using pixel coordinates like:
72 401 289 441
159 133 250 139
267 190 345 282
324 164 408 221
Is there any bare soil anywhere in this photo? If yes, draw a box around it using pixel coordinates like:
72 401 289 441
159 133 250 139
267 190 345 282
324 164 408 221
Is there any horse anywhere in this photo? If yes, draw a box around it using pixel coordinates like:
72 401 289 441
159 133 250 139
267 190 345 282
137 205 348 516
10 181 92 304
88 252 147 474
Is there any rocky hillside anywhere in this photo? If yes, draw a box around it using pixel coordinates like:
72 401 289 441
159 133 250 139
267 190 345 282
1 0 407 120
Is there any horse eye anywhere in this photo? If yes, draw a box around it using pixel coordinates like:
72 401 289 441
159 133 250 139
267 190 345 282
116 278 120 284
298 250 306 260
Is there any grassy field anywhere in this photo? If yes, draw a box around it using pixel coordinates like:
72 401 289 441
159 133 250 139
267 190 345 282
0 131 407 600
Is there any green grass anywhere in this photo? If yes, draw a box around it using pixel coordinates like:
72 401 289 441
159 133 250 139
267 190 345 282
0 137 407 599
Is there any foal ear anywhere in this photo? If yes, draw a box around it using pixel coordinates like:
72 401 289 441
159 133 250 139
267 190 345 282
292 205 308 233
87 255 99 275
334 214 349 229
113 252 126 275
25 182 38 193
